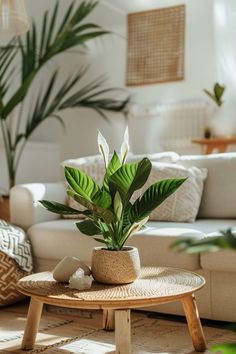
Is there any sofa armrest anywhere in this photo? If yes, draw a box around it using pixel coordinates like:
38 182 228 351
10 182 67 231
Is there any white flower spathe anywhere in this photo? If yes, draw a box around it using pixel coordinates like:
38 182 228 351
97 130 109 168
120 126 130 164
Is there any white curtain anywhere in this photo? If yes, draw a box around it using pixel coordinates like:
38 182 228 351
214 0 236 101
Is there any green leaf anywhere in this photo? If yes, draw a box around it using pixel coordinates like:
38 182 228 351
93 237 109 245
130 178 186 223
203 82 225 107
171 229 236 254
211 343 236 353
76 220 101 236
67 190 116 224
122 202 132 229
93 189 112 209
108 158 152 204
46 1 59 50
39 10 49 59
203 89 219 106
214 82 225 101
2 70 37 119
38 200 90 216
65 166 100 201
103 151 122 192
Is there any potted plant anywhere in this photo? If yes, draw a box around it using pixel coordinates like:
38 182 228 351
39 129 186 285
204 82 225 107
204 82 236 136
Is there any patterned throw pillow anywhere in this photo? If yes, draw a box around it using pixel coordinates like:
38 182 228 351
132 163 208 222
0 252 27 306
0 219 33 306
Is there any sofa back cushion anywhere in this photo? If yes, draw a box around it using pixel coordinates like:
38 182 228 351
176 153 236 218
62 152 179 188
62 151 179 175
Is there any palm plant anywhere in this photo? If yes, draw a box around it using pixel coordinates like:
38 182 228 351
39 129 186 250
0 1 129 190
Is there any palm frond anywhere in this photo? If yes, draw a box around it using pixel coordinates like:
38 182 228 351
3 1 109 120
24 69 129 140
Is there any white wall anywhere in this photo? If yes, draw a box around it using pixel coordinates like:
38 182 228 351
24 0 216 160
0 0 216 169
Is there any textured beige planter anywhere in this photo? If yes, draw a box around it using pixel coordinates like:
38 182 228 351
91 246 141 285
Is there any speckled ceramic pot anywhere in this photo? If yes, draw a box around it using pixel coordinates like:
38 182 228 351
91 246 141 285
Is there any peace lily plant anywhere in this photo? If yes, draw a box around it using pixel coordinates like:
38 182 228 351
39 129 186 284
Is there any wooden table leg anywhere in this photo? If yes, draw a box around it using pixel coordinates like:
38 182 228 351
218 144 227 153
103 309 115 331
182 294 207 352
22 298 43 350
115 309 131 354
205 145 214 154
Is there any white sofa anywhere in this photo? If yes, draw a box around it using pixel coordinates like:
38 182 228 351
10 153 236 321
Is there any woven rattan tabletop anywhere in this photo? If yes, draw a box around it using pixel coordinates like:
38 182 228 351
17 267 205 309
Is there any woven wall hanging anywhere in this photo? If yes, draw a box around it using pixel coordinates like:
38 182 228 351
126 4 185 86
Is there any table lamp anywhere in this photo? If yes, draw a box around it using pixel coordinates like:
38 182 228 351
0 0 29 36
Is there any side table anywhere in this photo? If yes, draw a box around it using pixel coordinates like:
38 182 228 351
192 136 236 154
17 267 207 354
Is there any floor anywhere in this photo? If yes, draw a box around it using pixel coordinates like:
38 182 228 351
0 300 235 354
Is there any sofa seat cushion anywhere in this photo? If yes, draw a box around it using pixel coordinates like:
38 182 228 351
28 220 207 271
200 231 236 273
151 219 236 234
28 220 98 262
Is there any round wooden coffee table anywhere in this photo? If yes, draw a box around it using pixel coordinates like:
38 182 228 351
17 267 206 353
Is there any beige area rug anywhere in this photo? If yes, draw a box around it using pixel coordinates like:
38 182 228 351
0 303 235 354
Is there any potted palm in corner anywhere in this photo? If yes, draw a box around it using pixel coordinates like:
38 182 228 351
39 129 186 285
0 0 129 191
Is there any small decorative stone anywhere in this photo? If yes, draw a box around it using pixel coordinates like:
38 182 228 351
69 268 93 290
53 256 91 282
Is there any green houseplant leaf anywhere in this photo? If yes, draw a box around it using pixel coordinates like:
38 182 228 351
129 178 187 223
211 343 236 354
103 151 122 193
65 166 101 201
108 158 152 204
171 228 236 253
204 82 225 107
67 190 115 224
76 220 101 236
39 200 90 216
214 82 225 101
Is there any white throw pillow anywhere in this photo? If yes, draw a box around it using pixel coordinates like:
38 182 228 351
132 162 208 222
